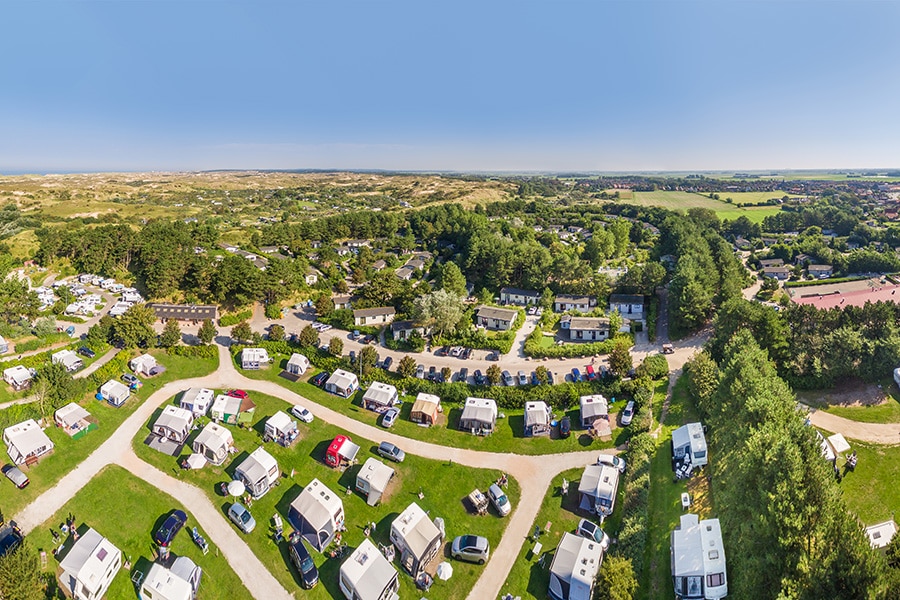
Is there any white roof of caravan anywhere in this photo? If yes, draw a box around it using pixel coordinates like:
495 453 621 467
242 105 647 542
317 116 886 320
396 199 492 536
462 397 497 419
155 405 193 430
414 392 440 407
363 382 397 406
865 520 897 549
4 419 53 456
549 532 603 600
524 401 550 427
59 528 120 597
578 464 619 499
55 403 91 427
327 369 358 389
358 458 394 493
130 353 158 369
579 394 609 417
672 422 707 455
4 365 31 384
238 446 278 482
100 379 130 398
211 394 241 414
241 347 269 362
287 353 309 368
266 411 294 433
142 562 192 600
391 502 441 560
292 478 344 529
193 422 233 448
181 387 214 406
671 514 726 578
340 539 398 600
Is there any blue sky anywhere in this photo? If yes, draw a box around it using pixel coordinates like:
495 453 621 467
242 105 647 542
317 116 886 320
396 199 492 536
2 1 899 172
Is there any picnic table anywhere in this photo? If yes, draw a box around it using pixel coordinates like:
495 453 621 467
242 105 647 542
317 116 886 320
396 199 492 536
468 489 488 515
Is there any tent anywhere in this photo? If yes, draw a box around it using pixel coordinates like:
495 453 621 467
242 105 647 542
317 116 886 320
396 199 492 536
458 397 497 434
338 539 400 600
285 353 310 376
4 419 54 465
390 503 444 576
54 403 96 439
152 406 194 443
355 458 395 506
191 422 234 466
264 411 298 446
362 382 398 413
410 393 441 426
99 380 131 407
548 532 603 600
288 478 345 551
234 447 280 499
827 433 851 455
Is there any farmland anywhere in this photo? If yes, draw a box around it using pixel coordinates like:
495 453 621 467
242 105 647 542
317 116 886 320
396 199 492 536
610 190 784 223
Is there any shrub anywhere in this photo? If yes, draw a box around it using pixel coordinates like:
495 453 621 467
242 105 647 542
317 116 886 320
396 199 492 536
524 333 626 359
264 303 282 319
219 309 253 327
167 345 217 359
636 354 668 380
614 432 655 574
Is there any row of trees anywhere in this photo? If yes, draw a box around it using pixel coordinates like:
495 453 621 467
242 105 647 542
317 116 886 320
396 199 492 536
685 332 883 598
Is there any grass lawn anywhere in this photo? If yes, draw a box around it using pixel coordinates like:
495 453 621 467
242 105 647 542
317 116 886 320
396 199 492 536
797 378 900 424
823 401 900 424
838 441 900 525
132 390 520 600
27 465 250 600
625 191 782 223
0 349 218 517
237 355 627 455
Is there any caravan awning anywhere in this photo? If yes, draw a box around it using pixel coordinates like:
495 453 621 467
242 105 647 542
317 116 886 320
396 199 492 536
338 440 361 462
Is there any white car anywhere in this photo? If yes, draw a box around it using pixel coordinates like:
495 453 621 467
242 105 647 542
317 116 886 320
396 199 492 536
291 405 314 423
620 400 635 426
596 454 626 473
381 407 400 428
488 483 511 517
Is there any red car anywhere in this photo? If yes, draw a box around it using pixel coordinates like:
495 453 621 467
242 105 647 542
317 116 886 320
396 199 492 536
226 389 248 400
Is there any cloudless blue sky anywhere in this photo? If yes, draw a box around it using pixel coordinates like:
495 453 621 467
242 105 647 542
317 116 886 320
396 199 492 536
2 1 899 172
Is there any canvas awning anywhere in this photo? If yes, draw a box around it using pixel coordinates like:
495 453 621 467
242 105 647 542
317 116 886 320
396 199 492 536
185 454 207 469
827 433 851 455
338 440 361 462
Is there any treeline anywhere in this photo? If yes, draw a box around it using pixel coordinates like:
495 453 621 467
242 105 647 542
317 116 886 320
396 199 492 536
710 299 900 389
762 202 861 235
685 331 882 598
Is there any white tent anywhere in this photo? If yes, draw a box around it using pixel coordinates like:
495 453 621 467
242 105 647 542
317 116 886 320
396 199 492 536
4 419 55 465
234 447 280 499
285 353 310 375
289 478 345 551
827 433 851 455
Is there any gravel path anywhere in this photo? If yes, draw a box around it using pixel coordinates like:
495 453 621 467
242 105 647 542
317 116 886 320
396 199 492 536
804 406 900 445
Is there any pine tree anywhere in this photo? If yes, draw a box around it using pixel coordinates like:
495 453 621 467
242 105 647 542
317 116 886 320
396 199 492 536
198 319 217 345
159 319 181 348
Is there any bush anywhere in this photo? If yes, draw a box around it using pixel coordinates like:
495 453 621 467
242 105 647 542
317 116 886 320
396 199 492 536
166 345 217 359
264 304 282 319
524 332 627 359
646 296 659 342
55 314 85 324
636 354 668 380
615 432 655 573
321 309 355 331
14 333 70 353
219 309 253 327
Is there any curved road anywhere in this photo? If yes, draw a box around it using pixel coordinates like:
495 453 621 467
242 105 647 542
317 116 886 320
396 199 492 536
805 406 900 445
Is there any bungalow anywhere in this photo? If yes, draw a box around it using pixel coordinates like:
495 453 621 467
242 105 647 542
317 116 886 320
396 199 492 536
346 239 371 249
672 422 708 471
4 419 54 465
608 294 644 318
356 458 395 506
140 557 202 600
807 264 833 279
390 502 444 576
794 253 811 266
391 320 425 342
234 446 280 499
0 335 7 354
405 258 426 271
191 422 234 466
524 401 551 437
459 397 497 435
52 349 84 373
58 528 122 600
372 259 387 271
152 405 195 444
761 236 777 247
99 380 131 407
149 303 218 322
395 266 415 281
264 411 299 446
759 258 784 268
54 403 95 438
3 365 33 391
865 520 897 551
353 307 396 326
240 348 270 370
325 369 359 398
548 532 604 600
560 315 610 342
305 267 321 286
362 382 398 413
554 294 596 313
332 294 353 310
579 394 609 428
130 353 162 377
285 353 310 376
577 464 619 516
763 266 791 281
339 539 400 600
410 393 440 426
289 478 346 552
671 514 727 600
179 387 214 417
500 287 541 306
210 394 256 426
475 305 517 331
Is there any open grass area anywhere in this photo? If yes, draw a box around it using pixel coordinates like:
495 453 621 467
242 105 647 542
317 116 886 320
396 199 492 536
132 390 520 600
618 190 783 223
237 356 627 455
797 378 900 424
823 401 900 424
0 349 217 517
27 465 251 600
838 440 900 525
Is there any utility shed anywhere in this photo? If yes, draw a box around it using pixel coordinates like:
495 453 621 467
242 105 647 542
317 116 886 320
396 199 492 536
355 458 395 506
548 532 604 600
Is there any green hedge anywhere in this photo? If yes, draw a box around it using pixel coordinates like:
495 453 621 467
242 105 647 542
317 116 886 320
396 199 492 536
56 314 86 324
784 276 861 288
614 432 655 573
636 354 668 380
524 331 628 359
646 296 659 343
167 345 218 359
219 309 253 327
14 333 72 353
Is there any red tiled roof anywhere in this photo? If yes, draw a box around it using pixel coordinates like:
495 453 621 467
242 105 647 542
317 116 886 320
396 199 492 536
792 284 900 310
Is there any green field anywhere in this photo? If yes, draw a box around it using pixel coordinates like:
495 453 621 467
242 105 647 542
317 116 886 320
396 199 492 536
133 390 520 600
838 440 900 525
28 465 251 600
622 191 783 223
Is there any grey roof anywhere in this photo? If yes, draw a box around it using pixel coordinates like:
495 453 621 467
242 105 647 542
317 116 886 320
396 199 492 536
475 305 517 321
149 303 218 321
549 532 603 600
563 316 609 331
500 287 541 298
353 306 396 318
341 539 398 600
808 264 833 271
391 503 442 561
609 294 644 305
524 401 550 428
556 294 593 304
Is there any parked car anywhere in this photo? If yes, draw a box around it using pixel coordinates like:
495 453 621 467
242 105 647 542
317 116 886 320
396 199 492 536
457 368 469 383
530 371 539 386
154 510 187 547
585 365 596 381
570 368 583 383
310 371 329 387
349 330 360 340
487 351 500 361
547 371 554 385
517 370 528 386
487 483 511 517
362 334 376 344
620 401 635 426
0 524 23 558
226 389 248 400
377 441 405 463
428 366 437 381
122 373 140 385
381 356 393 371
559 416 571 438
449 346 464 358
228 503 256 533
290 405 314 424
527 306 537 316
451 535 490 564
2 465 29 489
502 370 514 386
77 346 96 359
416 364 426 379
473 370 486 385
436 346 449 357
289 537 319 589
596 454 627 473
575 519 610 550
65 325 76 336
381 407 400 428
433 371 445 384
462 347 473 360
662 343 675 354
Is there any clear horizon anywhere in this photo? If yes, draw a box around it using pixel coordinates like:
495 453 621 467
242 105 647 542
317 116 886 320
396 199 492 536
2 1 899 173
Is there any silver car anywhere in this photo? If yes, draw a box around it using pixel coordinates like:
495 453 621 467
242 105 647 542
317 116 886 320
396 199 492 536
451 534 490 564
487 483 511 517
228 503 256 534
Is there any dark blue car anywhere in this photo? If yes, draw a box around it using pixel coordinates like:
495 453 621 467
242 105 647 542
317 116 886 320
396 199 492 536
154 510 187 547
571 368 583 383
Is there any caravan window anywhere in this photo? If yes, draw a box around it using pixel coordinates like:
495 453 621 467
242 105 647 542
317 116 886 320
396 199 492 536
707 572 725 587
686 576 702 596
693 450 706 459
674 446 686 459
674 577 684 594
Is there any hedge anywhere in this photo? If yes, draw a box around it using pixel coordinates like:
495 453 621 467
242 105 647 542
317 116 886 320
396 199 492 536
646 296 659 343
613 432 655 573
167 345 218 359
219 309 253 327
87 350 132 388
14 333 72 353
56 314 86 324
784 276 862 288
636 354 668 380
524 330 629 359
